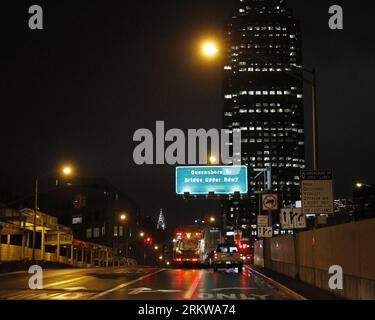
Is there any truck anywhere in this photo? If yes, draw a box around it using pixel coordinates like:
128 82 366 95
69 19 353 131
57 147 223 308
198 226 223 267
172 225 203 267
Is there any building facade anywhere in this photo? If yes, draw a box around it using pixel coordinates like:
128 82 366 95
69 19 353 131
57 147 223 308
222 0 306 242
40 178 140 258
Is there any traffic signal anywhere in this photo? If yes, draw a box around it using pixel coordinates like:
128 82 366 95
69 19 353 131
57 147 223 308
145 236 152 246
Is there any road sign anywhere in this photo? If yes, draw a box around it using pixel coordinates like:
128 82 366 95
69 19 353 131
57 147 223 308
257 215 269 227
257 227 273 238
175 166 248 195
301 170 334 214
262 194 278 211
294 209 306 229
280 208 306 230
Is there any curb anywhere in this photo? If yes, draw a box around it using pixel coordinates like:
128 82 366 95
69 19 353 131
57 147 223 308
244 265 307 300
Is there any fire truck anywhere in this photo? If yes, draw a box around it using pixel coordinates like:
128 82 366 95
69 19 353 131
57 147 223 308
172 225 203 267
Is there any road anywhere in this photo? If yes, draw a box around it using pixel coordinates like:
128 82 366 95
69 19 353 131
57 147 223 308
0 266 296 300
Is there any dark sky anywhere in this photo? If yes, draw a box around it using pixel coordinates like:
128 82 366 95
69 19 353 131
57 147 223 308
2 1 375 228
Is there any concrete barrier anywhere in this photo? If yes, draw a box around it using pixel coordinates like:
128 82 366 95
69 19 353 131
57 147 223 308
254 218 375 300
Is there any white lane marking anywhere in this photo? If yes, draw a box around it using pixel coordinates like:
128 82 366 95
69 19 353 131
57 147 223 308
184 270 203 299
43 277 88 289
92 269 166 299
211 287 256 291
128 287 184 295
63 287 88 291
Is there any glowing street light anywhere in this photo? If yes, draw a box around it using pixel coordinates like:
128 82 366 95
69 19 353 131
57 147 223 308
62 166 73 176
355 182 375 190
154 245 159 250
139 232 145 237
201 40 219 59
120 214 127 221
32 163 76 262
209 156 217 164
209 216 216 223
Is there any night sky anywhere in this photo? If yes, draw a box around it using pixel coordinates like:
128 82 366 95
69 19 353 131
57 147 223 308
2 1 375 228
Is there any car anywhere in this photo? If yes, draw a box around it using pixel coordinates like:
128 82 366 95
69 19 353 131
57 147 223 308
212 244 243 274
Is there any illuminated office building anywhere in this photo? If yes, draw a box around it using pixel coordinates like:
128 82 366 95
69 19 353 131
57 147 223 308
222 0 306 241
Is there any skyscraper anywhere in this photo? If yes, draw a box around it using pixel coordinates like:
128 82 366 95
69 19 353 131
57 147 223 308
222 0 306 242
157 208 166 230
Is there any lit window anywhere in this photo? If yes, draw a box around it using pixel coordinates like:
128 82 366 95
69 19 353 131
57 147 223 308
72 216 82 224
86 228 92 239
93 227 100 238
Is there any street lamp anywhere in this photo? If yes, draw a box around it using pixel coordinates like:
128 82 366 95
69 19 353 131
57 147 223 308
209 216 216 223
356 182 375 190
118 213 127 258
154 245 159 250
62 166 73 176
200 40 219 59
209 156 217 164
139 232 145 237
354 182 375 222
32 164 74 261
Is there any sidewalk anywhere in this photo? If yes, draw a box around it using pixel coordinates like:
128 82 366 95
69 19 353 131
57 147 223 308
246 264 344 300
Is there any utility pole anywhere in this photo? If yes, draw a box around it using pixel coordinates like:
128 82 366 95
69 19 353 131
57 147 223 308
266 166 273 229
311 68 319 171
32 177 38 262
255 165 273 228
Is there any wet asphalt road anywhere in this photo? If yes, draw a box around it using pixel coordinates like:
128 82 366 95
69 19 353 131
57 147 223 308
0 266 294 300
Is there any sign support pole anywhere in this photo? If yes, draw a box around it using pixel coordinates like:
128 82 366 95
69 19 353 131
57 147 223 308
268 210 272 229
